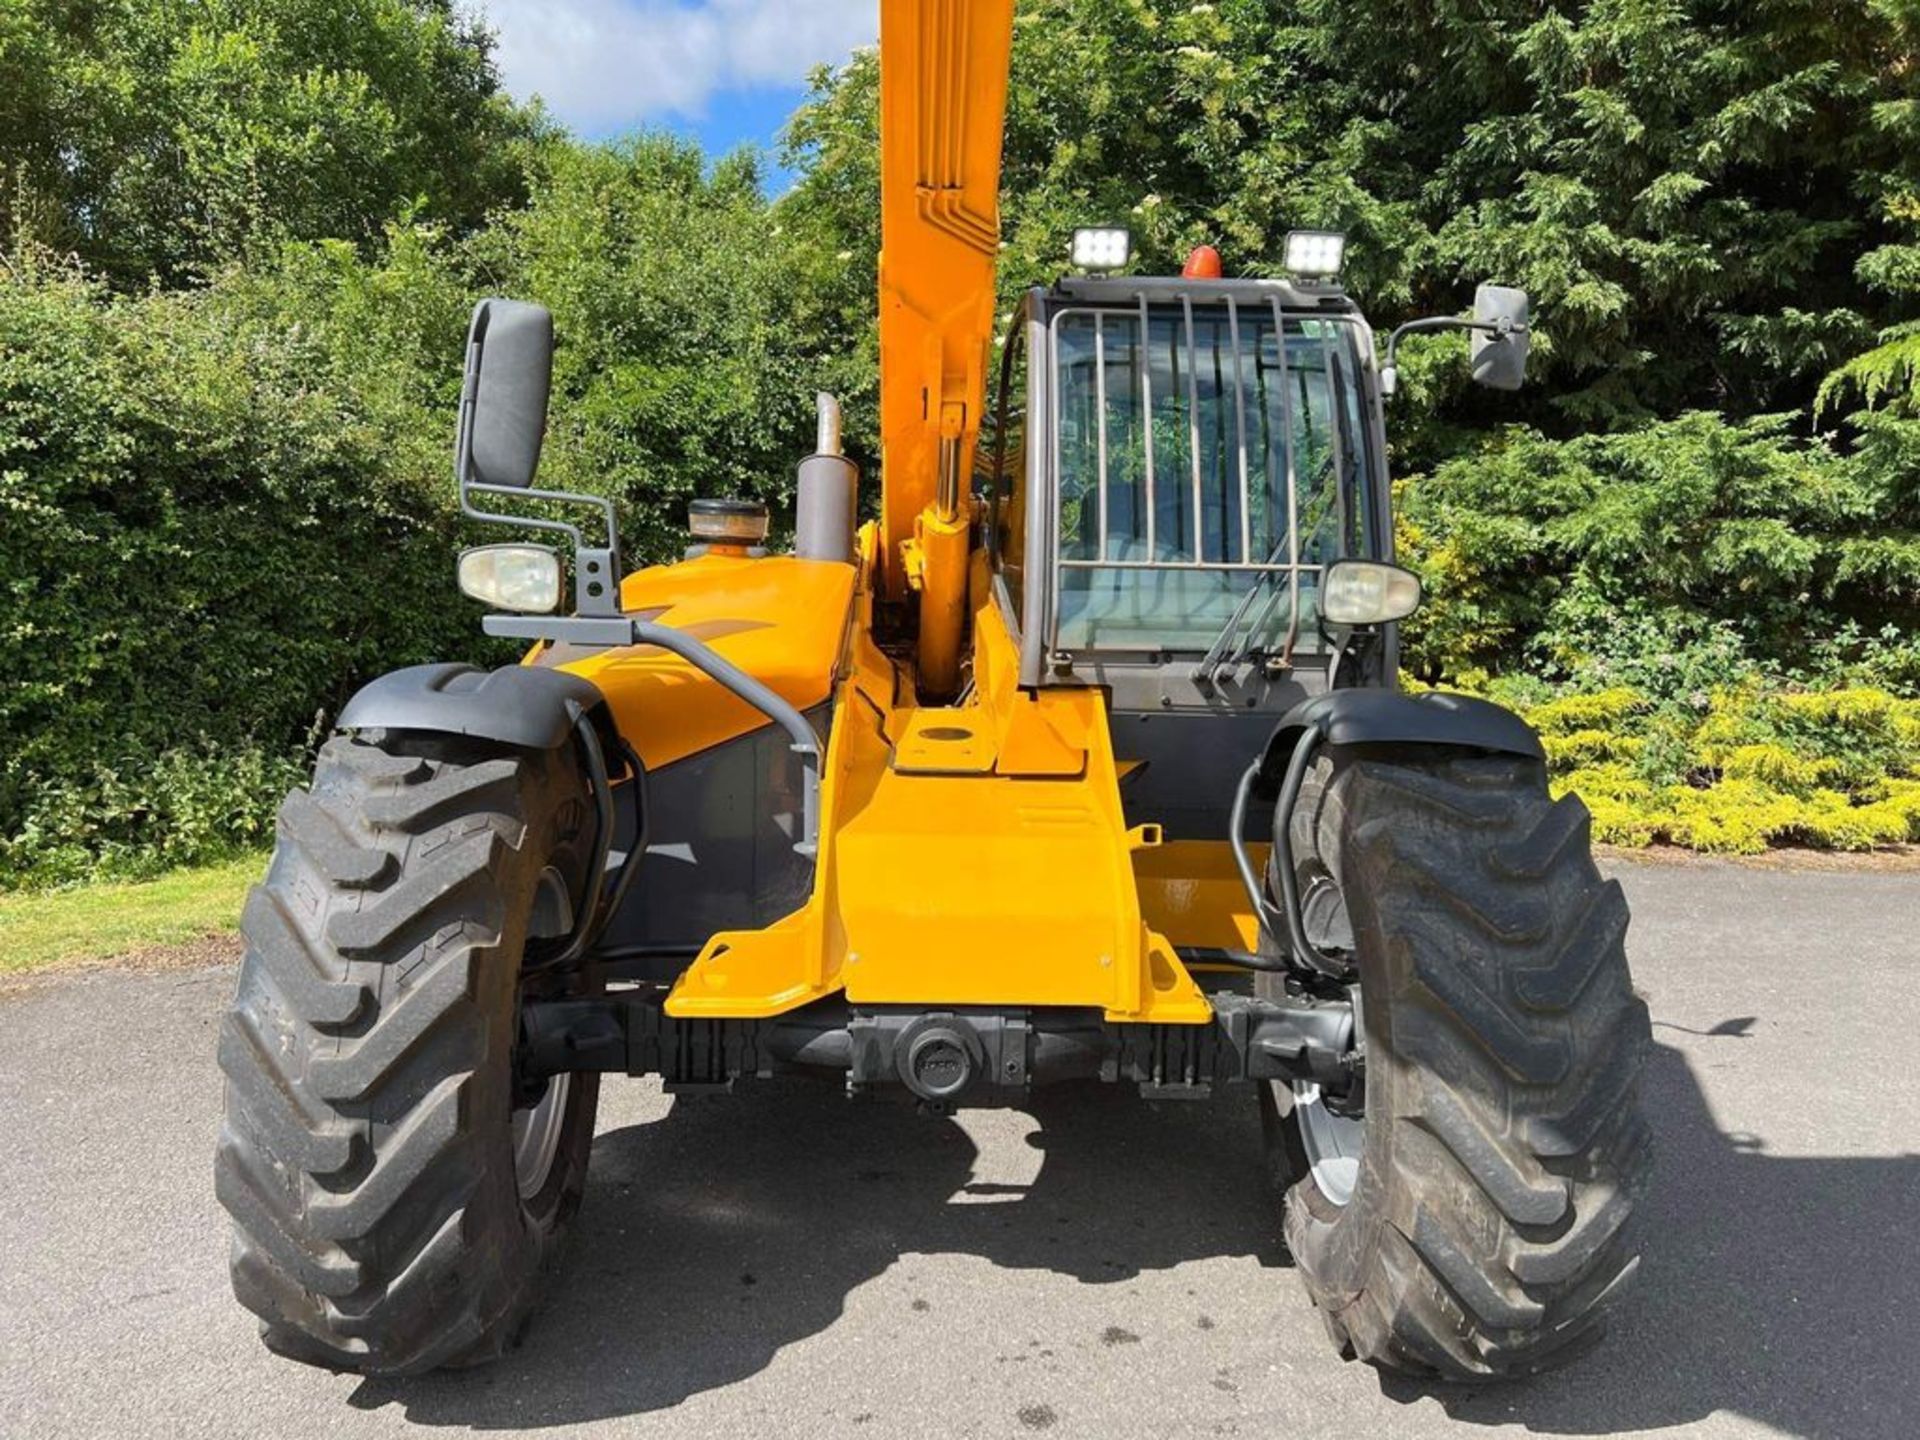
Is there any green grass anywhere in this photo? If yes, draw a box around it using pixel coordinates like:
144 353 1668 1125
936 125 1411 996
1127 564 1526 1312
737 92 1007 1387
0 853 264 975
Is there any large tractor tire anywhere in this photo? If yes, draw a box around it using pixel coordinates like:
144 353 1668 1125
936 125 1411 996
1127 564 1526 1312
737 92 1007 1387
215 731 601 1375
1260 749 1651 1381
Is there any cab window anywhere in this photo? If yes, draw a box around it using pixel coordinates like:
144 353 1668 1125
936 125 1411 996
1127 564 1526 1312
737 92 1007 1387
1051 305 1369 654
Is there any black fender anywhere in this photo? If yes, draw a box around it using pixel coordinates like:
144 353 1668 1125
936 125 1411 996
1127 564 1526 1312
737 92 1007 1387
335 662 607 751
1255 687 1543 789
1238 687 1545 969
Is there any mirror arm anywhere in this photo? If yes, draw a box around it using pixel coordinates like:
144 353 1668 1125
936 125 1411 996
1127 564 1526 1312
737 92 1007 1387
1379 314 1528 396
454 298 623 619
459 478 625 618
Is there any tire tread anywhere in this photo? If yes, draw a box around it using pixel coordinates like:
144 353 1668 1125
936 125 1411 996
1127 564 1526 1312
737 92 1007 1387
217 732 588 1376
1281 753 1651 1382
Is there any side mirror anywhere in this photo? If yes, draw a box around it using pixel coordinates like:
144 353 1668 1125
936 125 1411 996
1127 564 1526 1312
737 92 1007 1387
1469 284 1530 391
457 298 553 489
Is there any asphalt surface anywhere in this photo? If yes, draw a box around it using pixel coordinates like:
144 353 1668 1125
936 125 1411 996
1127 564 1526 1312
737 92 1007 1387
2 857 1916 1439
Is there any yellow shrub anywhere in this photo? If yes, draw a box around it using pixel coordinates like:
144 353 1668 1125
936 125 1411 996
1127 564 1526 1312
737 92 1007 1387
1776 687 1920 760
1556 762 1650 800
1653 780 1803 855
1542 728 1644 769
1788 788 1916 850
1554 767 1659 847
1883 779 1920 839
1777 688 1899 728
1567 790 1660 847
1420 679 1917 854
1692 686 1772 762
1606 779 1917 852
1719 743 1832 792
1523 688 1647 736
1893 702 1920 755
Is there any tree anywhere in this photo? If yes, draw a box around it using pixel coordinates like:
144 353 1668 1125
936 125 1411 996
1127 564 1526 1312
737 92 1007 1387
784 0 1920 444
468 135 849 563
0 0 549 283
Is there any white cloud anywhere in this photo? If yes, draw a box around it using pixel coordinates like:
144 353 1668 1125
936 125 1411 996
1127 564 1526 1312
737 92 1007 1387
475 0 877 135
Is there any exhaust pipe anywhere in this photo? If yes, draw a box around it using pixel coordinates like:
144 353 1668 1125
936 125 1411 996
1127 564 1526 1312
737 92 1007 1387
815 390 842 457
795 392 858 564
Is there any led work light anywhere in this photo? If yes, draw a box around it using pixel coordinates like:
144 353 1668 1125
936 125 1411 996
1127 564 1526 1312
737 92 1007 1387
1070 226 1132 271
1284 229 1347 278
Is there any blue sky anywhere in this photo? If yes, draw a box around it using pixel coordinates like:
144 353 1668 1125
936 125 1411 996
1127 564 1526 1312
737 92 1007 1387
475 0 878 175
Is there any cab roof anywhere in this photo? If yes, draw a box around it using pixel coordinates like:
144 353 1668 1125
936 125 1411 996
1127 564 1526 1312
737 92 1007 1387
1047 274 1356 314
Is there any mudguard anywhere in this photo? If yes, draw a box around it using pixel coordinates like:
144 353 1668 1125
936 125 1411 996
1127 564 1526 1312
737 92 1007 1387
335 662 606 751
1256 687 1543 787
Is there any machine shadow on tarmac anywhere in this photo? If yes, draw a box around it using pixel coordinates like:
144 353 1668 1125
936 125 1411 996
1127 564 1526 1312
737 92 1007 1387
346 1037 1918 1437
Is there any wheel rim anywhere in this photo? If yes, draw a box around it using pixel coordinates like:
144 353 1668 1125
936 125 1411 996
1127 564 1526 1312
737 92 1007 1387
1292 1080 1365 1207
512 1071 572 1201
1288 852 1364 1208
513 865 576 1204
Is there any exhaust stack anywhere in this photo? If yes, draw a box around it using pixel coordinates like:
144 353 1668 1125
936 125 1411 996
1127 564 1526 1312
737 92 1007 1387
794 392 858 564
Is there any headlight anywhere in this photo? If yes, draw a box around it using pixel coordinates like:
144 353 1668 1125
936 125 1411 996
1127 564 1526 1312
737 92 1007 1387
1320 560 1421 625
458 544 562 613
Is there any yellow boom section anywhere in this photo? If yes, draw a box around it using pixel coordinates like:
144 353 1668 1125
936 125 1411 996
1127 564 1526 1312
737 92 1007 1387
877 0 1014 696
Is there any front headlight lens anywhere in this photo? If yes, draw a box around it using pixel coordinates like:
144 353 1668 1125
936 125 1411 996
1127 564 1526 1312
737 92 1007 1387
1320 560 1422 626
458 544 562 613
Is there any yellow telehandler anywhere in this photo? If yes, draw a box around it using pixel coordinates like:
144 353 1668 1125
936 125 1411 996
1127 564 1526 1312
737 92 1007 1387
217 0 1649 1382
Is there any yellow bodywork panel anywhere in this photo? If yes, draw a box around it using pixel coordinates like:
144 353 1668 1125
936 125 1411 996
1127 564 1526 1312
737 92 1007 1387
875 0 1014 696
1134 841 1268 956
544 530 1239 1024
661 554 1215 1026
666 677 1211 1023
554 553 856 771
875 0 1011 596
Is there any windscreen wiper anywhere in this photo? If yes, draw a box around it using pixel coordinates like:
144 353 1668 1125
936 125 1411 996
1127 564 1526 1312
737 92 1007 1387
1193 532 1290 687
1193 463 1337 688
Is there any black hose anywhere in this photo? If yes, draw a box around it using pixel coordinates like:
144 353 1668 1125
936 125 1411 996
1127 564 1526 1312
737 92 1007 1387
1178 945 1283 973
579 739 647 957
525 715 619 977
1226 762 1290 971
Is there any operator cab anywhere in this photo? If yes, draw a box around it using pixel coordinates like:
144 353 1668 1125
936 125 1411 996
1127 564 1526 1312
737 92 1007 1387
980 238 1396 833
979 226 1526 708
983 247 1391 689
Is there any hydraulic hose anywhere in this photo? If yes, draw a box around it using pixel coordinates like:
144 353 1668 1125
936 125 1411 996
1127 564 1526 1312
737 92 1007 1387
522 713 616 976
630 619 822 855
1226 761 1290 972
578 739 648 958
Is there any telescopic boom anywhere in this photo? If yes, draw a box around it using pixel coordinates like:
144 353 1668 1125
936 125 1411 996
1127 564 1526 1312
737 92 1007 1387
875 0 1015 696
